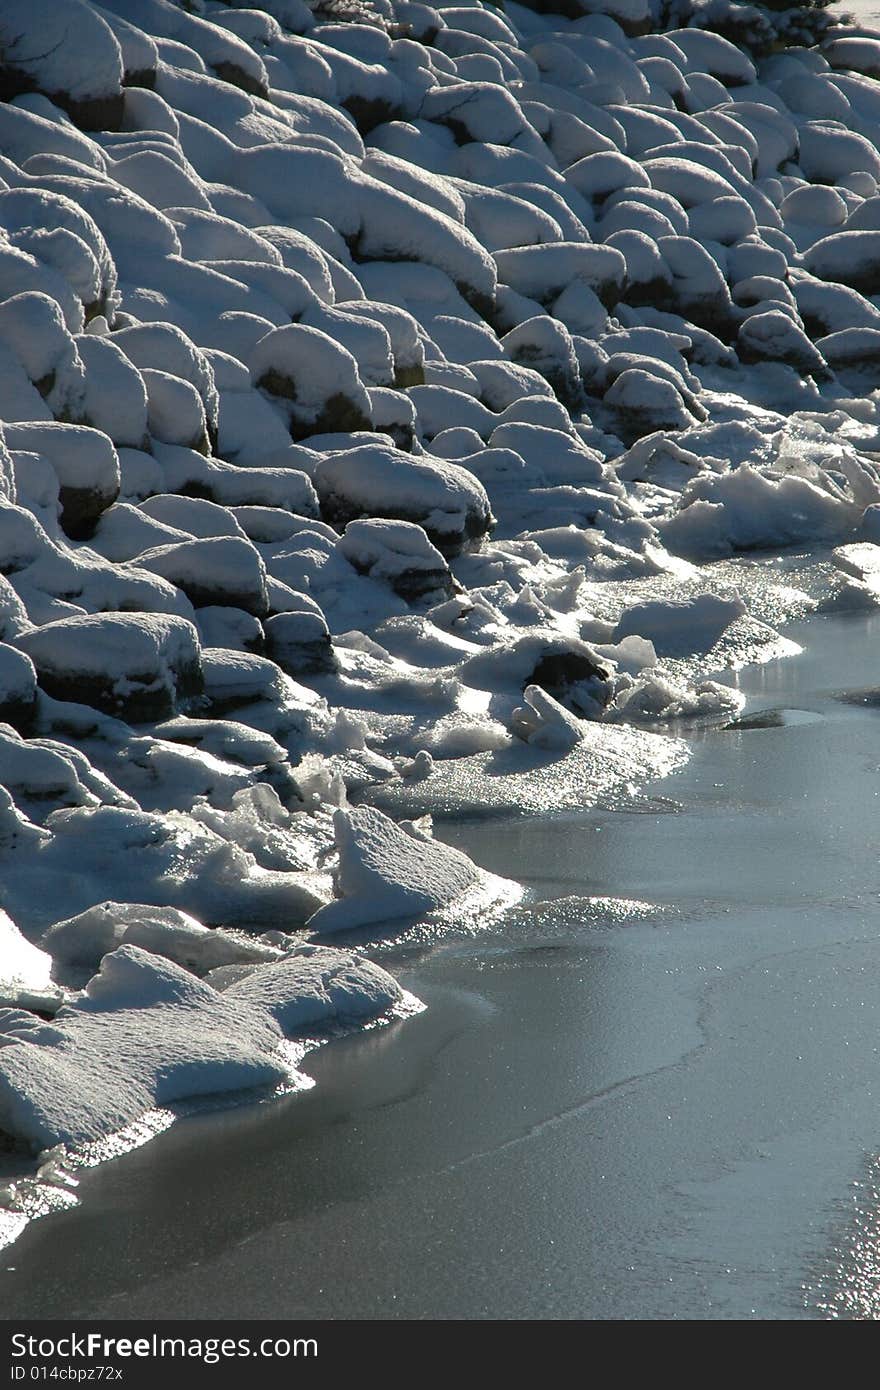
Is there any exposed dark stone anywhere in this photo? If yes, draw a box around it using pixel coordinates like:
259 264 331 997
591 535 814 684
185 582 268 617
529 649 611 703
621 275 677 310
256 367 373 441
390 564 452 600
344 555 452 602
177 480 214 502
31 661 202 723
1 62 43 102
209 62 268 99
292 392 373 441
0 689 37 734
342 94 400 134
63 91 125 132
399 19 438 42
122 68 156 90
186 426 211 456
458 283 496 322
265 613 338 675
443 117 474 148
799 313 828 340
254 368 296 401
375 419 416 451
85 290 112 326
0 65 125 131
58 482 120 541
34 370 55 400
393 363 425 389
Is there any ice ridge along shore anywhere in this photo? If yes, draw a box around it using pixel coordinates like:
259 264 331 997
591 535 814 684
1 0 880 1197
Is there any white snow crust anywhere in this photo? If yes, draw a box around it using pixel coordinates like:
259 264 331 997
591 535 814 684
1 0 879 1207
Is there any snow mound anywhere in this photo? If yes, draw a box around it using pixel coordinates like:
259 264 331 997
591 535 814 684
0 643 37 732
265 604 336 676
804 232 880 295
308 805 483 933
494 243 626 310
4 423 119 540
0 945 287 1150
223 945 409 1033
613 593 748 658
133 536 269 617
605 368 696 438
0 909 59 1014
737 311 829 378
42 902 281 979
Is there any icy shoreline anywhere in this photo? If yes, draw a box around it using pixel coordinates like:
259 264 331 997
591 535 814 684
4 0 880 1224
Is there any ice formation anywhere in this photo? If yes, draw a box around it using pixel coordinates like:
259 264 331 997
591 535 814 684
0 0 879 1188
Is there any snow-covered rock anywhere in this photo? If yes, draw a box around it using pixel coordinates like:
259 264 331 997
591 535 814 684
494 242 626 310
337 518 452 600
804 231 880 295
14 613 203 720
264 604 336 676
0 0 124 131
604 368 697 438
132 536 270 616
737 311 829 378
314 442 493 555
0 643 37 732
308 805 483 933
249 323 373 440
4 423 119 539
501 316 583 407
